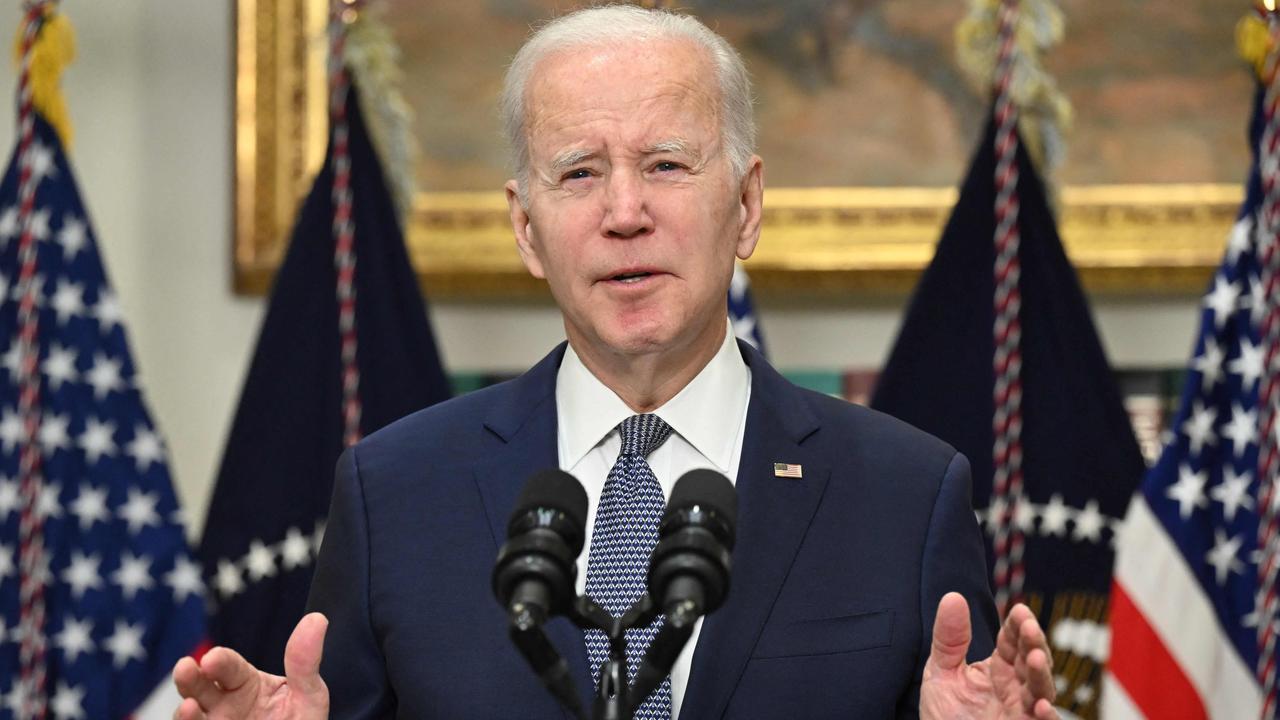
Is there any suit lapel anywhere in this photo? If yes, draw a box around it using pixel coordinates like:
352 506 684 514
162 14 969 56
472 343 595 718
679 342 829 719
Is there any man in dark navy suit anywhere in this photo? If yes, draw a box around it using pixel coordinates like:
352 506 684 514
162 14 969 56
173 6 1058 719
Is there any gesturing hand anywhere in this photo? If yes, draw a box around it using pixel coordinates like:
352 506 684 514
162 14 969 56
919 593 1057 720
172 612 330 720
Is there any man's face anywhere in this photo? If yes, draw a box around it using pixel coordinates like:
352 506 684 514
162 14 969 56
506 38 763 362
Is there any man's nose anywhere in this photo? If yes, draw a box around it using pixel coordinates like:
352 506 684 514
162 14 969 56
601 170 653 239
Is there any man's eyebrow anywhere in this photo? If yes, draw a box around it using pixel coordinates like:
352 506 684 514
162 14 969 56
547 141 699 173
549 149 597 173
643 139 697 157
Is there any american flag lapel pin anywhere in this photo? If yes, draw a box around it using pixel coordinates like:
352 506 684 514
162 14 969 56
773 462 802 479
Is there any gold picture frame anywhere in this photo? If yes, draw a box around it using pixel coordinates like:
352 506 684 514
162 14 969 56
234 0 1237 299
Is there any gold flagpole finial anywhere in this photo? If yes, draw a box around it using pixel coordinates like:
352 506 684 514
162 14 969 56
1238 4 1280 82
12 1 75 149
333 0 363 26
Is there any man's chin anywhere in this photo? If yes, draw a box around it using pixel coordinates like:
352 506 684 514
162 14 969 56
602 331 671 358
587 319 678 359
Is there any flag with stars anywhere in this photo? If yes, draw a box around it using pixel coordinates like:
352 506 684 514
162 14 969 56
197 85 451 675
728 263 766 356
869 113 1145 718
0 113 204 714
1101 86 1266 720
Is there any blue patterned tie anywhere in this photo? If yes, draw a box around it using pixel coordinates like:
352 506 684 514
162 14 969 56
584 414 674 719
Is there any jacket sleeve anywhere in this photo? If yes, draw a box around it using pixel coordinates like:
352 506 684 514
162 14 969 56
307 446 397 718
897 451 999 718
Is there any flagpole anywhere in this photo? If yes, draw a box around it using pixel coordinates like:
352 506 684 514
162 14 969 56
1257 4 1280 717
989 0 1027 617
330 0 363 449
13 3 57 718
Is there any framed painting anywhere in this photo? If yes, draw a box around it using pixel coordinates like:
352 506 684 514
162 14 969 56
234 0 1248 298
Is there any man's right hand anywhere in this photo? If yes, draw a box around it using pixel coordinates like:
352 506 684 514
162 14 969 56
172 612 330 720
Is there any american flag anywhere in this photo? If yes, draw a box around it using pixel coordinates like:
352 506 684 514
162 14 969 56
1103 89 1266 717
0 108 205 716
772 463 803 479
728 263 766 356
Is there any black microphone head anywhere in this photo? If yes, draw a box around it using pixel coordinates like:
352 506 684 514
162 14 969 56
494 470 588 622
665 469 736 541
510 469 589 555
650 469 737 618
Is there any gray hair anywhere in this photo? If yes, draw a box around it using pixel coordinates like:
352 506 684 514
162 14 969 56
500 5 755 204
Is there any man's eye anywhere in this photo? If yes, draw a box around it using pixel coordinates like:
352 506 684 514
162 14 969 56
563 169 592 181
654 161 683 172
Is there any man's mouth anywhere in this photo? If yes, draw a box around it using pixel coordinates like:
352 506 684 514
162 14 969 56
611 271 654 284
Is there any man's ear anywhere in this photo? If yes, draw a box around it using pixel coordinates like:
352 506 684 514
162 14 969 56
735 155 764 261
506 179 546 279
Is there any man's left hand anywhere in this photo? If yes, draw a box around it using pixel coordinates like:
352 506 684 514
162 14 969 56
919 592 1058 719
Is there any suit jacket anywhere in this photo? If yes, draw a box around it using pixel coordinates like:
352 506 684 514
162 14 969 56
308 340 998 719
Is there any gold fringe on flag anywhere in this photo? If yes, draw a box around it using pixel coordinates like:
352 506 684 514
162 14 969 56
341 5 417 225
955 0 1072 177
11 4 74 150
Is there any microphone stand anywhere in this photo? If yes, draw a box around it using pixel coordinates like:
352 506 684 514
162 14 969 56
625 594 699 711
565 591 699 720
508 595 589 720
504 582 700 720
570 596 630 720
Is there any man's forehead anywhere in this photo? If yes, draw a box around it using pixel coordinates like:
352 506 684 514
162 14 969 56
523 42 720 157
525 39 718 113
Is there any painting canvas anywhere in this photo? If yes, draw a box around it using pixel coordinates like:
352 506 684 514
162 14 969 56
387 0 1250 192
233 0 1249 297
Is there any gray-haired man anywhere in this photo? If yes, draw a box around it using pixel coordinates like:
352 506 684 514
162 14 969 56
174 6 1057 719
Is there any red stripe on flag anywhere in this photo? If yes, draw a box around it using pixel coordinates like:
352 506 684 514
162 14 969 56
190 638 214 663
1109 580 1209 720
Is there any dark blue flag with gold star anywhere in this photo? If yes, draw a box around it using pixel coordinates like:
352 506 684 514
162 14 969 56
870 115 1145 717
197 84 451 675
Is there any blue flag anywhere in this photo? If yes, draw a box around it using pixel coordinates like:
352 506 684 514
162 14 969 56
197 86 452 674
870 115 1145 717
0 112 205 715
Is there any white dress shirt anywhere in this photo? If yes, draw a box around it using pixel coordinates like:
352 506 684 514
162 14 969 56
555 321 751 719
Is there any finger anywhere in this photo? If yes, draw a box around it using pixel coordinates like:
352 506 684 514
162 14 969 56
199 646 259 694
996 603 1034 666
1033 697 1059 720
1024 649 1056 703
284 612 330 700
173 697 207 720
172 656 220 710
1010 625 1054 713
1013 609 1054 691
927 592 972 672
1035 633 1054 673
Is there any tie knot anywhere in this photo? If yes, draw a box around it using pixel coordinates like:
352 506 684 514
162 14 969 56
618 414 672 458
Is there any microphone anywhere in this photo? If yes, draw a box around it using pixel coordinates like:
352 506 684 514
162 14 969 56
492 469 588 628
628 469 736 713
648 468 737 622
493 470 589 720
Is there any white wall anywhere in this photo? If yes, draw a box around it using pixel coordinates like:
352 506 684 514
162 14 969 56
434 297 1204 371
0 2 1205 537
0 2 262 536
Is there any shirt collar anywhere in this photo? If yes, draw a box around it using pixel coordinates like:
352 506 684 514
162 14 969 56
556 320 750 472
